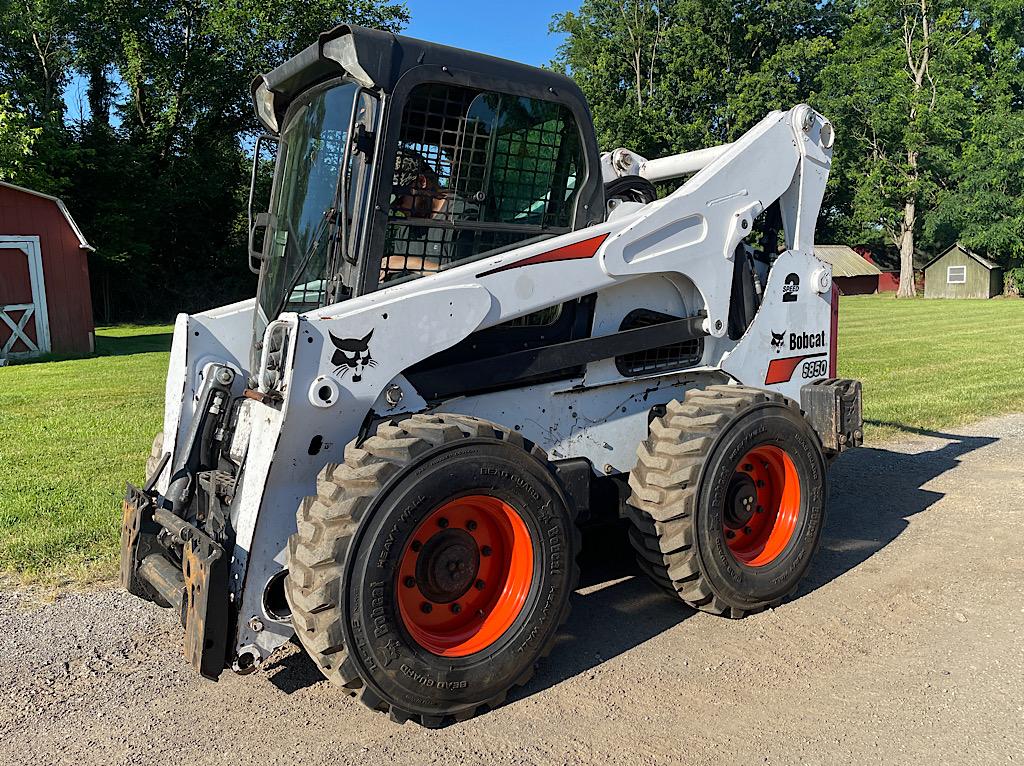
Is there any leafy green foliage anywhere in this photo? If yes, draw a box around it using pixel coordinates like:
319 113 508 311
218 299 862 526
0 91 40 180
557 0 1024 280
818 0 982 294
929 0 1024 265
0 0 408 321
552 0 843 157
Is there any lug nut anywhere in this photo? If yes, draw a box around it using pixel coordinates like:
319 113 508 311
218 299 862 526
743 463 754 472
437 517 449 528
744 526 752 535
481 545 492 557
756 506 764 514
404 576 416 588
466 520 477 531
756 479 765 488
726 530 735 539
475 579 485 590
411 540 422 552
451 603 462 614
420 602 432 613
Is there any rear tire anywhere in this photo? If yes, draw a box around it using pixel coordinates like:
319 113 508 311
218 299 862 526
627 386 826 617
286 414 579 726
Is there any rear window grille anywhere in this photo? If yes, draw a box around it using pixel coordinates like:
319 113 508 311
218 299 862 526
378 82 584 288
615 308 703 377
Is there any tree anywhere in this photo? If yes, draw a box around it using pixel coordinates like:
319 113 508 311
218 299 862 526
1 0 409 321
930 0 1024 265
0 91 40 180
818 0 981 296
552 0 844 158
0 0 75 124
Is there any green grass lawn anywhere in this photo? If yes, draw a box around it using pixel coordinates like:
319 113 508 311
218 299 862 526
0 326 171 584
837 294 1024 440
1 295 1022 585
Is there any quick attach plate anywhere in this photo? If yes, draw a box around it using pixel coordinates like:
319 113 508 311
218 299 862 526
120 484 168 605
120 483 232 680
181 531 231 680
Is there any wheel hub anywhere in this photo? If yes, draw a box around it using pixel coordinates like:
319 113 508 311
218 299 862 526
724 473 758 529
414 529 480 603
396 495 534 657
722 445 802 567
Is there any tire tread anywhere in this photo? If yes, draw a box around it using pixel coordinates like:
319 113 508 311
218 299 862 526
286 413 579 726
626 386 795 618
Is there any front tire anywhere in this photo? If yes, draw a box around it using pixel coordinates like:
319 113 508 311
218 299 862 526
627 386 827 617
286 414 579 726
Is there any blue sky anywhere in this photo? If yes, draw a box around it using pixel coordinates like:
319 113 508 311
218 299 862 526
403 0 574 67
63 2 574 122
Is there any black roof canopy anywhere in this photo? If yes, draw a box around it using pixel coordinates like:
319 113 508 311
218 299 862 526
251 24 591 134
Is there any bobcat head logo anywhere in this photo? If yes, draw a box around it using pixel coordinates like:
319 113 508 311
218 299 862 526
329 330 376 382
771 330 786 352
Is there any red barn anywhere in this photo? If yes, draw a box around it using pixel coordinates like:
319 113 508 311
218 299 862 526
0 181 94 359
877 270 901 292
814 244 882 295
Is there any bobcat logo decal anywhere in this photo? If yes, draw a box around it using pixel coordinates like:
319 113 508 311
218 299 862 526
771 330 786 352
329 330 376 382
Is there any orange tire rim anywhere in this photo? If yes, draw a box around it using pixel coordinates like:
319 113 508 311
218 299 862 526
396 495 533 657
722 445 801 567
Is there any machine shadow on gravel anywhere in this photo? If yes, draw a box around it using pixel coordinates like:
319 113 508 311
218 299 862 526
509 520 693 704
800 424 997 596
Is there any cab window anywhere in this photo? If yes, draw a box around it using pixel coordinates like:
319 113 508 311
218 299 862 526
380 82 585 286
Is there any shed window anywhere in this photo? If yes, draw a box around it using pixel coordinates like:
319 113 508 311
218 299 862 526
947 265 967 284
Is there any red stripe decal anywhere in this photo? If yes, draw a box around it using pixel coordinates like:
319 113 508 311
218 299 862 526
477 233 609 277
765 353 826 385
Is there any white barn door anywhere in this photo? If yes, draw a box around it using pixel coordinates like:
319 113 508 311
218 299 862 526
0 236 51 358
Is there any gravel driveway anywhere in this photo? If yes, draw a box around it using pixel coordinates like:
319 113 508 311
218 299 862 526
2 415 1023 765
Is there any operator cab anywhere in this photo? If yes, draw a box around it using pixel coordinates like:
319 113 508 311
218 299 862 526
248 25 605 367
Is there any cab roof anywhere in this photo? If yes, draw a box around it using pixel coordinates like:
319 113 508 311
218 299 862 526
251 24 588 134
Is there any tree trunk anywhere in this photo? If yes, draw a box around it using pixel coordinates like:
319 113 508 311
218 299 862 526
897 198 916 297
87 63 112 129
896 0 930 299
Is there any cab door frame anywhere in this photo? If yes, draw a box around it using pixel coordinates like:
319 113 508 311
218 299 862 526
357 63 605 297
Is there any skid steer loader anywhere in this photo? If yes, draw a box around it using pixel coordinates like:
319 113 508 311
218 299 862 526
120 24 863 726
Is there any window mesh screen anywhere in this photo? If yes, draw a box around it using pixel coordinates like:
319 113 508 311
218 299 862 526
489 99 579 228
379 83 583 286
615 309 703 377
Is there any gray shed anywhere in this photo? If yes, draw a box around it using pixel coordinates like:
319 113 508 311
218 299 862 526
923 244 1003 299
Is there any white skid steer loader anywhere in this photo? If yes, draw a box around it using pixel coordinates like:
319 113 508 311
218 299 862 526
121 24 862 726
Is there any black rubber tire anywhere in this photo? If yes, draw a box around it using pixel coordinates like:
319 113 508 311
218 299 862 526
145 431 164 483
626 385 827 618
285 413 580 726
